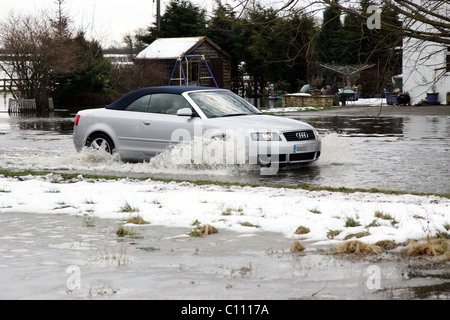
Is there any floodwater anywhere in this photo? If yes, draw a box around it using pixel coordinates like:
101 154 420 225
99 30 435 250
1 103 449 301
0 105 449 195
1 211 448 300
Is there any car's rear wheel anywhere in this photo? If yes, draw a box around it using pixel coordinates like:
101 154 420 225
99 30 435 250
86 133 115 154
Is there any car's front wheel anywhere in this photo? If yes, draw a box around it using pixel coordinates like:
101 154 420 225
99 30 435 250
86 133 115 154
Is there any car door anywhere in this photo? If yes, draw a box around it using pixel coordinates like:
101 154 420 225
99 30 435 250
112 94 151 160
139 93 201 157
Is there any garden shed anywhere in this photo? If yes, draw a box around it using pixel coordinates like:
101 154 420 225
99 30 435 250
134 37 232 89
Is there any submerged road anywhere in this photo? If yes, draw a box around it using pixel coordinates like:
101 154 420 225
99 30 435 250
0 105 449 301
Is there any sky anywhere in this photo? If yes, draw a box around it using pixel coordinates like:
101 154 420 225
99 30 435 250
0 0 216 47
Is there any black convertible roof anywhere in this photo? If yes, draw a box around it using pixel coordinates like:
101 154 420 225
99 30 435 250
106 86 223 110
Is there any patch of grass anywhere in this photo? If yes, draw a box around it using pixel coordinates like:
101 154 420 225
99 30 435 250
53 201 74 210
222 207 233 216
290 240 305 252
374 210 391 220
221 207 244 216
189 229 204 237
327 230 341 239
230 263 253 277
0 187 11 193
199 224 218 237
366 219 380 228
344 217 361 227
295 226 310 235
126 215 150 225
83 216 96 227
375 240 398 250
334 240 382 255
239 221 260 228
86 245 131 267
151 198 162 208
401 239 450 258
308 207 321 214
344 231 371 240
189 221 218 237
374 210 398 226
115 226 135 238
435 230 450 240
119 202 139 213
332 238 449 260
45 187 60 193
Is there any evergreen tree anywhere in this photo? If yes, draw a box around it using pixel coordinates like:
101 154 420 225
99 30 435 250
52 33 111 107
229 5 316 94
206 1 241 92
137 0 207 45
315 0 343 64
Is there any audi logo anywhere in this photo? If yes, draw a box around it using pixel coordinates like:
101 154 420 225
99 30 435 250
295 132 309 139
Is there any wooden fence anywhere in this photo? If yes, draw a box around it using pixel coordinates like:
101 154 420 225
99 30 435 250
1 78 18 92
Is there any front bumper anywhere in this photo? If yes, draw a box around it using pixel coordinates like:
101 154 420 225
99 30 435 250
248 139 322 165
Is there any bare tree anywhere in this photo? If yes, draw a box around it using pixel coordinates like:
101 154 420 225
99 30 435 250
231 0 449 45
229 0 448 94
314 0 449 96
292 0 448 45
0 10 82 113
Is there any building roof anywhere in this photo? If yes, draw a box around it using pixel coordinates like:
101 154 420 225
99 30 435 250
134 36 231 60
135 37 204 60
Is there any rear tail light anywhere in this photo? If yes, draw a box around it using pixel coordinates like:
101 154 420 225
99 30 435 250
74 115 80 126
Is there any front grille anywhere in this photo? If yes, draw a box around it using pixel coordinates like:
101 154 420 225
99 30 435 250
289 152 316 162
257 152 319 164
283 130 315 141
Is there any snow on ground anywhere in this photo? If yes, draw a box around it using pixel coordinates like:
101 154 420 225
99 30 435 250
0 174 448 246
264 98 387 113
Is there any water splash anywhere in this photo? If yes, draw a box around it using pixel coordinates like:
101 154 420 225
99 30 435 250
0 136 254 176
316 132 356 165
0 131 353 176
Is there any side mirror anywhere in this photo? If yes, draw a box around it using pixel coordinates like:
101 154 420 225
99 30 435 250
177 108 193 117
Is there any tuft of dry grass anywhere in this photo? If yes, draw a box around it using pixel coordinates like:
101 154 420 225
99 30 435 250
126 215 149 225
344 231 371 240
290 240 305 252
119 202 139 213
115 226 135 237
401 239 450 258
375 240 398 251
199 224 218 236
334 240 382 255
189 223 218 237
294 226 310 235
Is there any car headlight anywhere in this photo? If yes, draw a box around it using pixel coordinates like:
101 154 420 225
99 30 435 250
251 132 282 141
314 130 320 139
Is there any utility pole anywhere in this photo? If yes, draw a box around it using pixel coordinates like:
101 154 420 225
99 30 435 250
154 0 161 33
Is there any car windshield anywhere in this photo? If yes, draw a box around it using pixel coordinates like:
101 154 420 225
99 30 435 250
188 91 263 118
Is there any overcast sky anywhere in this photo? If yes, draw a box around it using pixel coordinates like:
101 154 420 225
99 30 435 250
1 0 313 47
1 0 216 47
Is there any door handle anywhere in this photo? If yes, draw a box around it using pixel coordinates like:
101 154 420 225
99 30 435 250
142 121 151 126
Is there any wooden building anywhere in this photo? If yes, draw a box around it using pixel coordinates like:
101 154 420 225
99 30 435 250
134 37 232 89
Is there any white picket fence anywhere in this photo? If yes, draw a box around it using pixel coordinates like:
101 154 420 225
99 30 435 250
8 98 37 114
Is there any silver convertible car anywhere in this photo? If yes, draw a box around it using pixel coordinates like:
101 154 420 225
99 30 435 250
73 86 321 169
